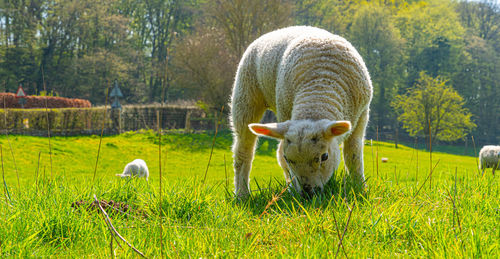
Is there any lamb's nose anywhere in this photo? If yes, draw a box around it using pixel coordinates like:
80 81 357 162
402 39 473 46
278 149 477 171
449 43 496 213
302 185 322 198
303 184 312 193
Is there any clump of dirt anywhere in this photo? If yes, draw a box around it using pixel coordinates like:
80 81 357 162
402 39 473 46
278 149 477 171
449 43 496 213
71 199 130 215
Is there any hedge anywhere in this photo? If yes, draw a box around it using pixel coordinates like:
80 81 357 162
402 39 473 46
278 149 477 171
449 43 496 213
0 107 110 135
0 93 91 108
0 105 214 136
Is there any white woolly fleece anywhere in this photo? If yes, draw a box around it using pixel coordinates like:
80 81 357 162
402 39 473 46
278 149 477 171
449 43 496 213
116 159 149 180
230 26 373 196
479 145 500 174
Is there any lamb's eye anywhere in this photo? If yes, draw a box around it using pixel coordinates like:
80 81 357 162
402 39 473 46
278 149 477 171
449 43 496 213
321 153 329 162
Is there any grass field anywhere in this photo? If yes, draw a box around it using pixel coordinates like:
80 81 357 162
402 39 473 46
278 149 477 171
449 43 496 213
0 130 498 257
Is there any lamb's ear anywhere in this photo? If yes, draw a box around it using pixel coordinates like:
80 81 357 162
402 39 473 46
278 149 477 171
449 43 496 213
323 120 351 139
249 122 289 139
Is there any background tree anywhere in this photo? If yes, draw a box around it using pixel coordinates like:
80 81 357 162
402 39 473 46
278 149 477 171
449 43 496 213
172 26 237 111
207 0 293 58
452 35 500 144
0 0 499 144
395 0 465 86
458 0 500 48
122 0 199 102
392 72 476 148
169 0 293 112
348 2 405 136
0 0 41 93
455 0 500 145
293 0 356 35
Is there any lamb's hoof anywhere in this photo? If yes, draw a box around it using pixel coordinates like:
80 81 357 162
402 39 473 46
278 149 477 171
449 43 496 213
235 189 251 200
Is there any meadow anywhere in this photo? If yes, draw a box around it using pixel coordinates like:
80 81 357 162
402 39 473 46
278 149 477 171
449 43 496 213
0 130 498 257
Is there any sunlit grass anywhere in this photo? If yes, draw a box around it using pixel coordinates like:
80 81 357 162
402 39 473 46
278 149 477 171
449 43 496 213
0 131 498 257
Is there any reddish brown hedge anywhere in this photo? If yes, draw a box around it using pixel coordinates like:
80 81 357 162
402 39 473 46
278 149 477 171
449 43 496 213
0 93 91 108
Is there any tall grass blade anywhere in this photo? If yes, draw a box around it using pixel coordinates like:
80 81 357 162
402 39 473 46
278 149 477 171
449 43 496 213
370 139 374 177
224 154 228 190
156 109 164 257
416 137 419 182
259 180 289 218
471 136 480 175
413 159 440 198
428 117 432 189
35 151 41 192
2 96 19 189
329 196 348 258
202 105 224 184
41 66 53 179
92 81 110 183
1 145 11 203
93 194 146 258
335 202 354 258
376 127 379 179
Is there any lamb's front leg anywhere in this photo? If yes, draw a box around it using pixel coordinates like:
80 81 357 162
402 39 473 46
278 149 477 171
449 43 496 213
232 129 259 197
343 109 369 189
230 81 266 197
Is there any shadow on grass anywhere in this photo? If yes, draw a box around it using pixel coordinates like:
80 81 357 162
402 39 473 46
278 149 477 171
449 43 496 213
138 129 234 152
124 129 281 155
228 171 368 216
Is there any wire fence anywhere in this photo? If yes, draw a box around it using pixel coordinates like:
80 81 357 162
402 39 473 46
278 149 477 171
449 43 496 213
0 104 218 136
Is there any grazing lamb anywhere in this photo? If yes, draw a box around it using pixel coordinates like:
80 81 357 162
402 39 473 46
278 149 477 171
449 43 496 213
230 26 373 197
116 159 149 180
479 145 500 175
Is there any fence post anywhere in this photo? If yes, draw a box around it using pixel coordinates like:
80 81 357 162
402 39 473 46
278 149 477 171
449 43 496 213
185 109 192 132
111 108 121 134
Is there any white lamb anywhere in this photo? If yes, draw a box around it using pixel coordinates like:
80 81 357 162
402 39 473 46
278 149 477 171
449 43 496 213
230 26 373 197
479 145 500 175
116 159 149 180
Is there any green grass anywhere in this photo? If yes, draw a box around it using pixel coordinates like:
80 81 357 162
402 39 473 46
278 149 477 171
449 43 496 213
0 130 498 257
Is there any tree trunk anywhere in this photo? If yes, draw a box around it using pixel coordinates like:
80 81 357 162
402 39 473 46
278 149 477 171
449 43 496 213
395 123 399 149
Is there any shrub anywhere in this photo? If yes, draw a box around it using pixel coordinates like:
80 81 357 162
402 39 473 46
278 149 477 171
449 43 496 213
0 93 91 108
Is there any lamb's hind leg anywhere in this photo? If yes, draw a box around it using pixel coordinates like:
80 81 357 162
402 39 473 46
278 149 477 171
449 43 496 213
230 77 266 198
343 109 369 189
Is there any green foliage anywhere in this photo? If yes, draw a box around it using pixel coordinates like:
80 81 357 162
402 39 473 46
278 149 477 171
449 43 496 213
1 0 500 142
392 72 476 143
452 35 500 143
349 2 405 130
395 0 465 83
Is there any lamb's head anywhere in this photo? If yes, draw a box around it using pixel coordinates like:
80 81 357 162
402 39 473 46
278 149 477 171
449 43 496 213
249 119 351 196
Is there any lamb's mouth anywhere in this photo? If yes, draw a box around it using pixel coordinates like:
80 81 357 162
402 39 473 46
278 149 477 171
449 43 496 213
286 169 320 196
287 169 326 197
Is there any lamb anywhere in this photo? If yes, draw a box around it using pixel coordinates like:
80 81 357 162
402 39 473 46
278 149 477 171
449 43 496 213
230 26 373 197
116 159 149 180
479 145 500 175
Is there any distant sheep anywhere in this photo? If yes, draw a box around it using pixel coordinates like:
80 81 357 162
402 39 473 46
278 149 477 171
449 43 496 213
116 159 149 180
479 145 500 175
230 26 373 197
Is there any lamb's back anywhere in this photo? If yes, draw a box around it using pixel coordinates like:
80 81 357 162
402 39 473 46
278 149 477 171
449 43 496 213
244 26 332 111
242 26 372 122
276 29 372 122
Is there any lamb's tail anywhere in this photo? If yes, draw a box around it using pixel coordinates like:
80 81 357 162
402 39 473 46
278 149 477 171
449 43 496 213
116 174 125 177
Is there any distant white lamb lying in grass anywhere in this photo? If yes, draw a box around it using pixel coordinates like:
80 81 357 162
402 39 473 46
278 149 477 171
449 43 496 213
230 26 373 197
116 159 149 180
479 145 500 175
